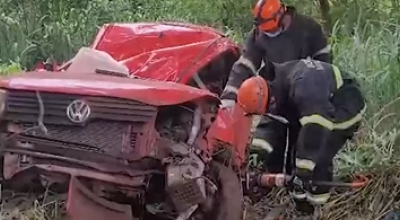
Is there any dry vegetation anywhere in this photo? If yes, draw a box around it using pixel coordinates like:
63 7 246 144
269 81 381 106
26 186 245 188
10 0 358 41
1 0 400 219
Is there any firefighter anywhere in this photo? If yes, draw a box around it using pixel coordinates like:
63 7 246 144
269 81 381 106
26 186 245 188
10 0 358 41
221 0 331 103
236 59 366 215
221 0 332 173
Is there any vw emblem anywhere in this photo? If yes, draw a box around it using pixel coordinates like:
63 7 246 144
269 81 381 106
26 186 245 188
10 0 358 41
66 99 91 123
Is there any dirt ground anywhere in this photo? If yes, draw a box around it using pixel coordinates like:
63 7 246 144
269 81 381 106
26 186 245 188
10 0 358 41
2 168 400 220
0 183 399 220
0 192 281 220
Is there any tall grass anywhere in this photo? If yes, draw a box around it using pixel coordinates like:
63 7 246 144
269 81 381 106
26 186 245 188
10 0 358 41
0 0 400 176
330 17 400 175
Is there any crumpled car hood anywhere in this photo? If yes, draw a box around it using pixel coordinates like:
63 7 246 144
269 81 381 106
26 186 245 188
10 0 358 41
87 22 238 83
0 71 218 106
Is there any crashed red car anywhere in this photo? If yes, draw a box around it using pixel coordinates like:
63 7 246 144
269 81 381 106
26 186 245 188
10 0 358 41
0 22 253 220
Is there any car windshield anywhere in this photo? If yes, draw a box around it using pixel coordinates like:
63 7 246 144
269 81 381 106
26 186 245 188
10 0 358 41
66 47 130 76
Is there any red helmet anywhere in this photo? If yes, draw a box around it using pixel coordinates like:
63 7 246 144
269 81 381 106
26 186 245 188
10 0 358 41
237 76 270 115
253 0 287 32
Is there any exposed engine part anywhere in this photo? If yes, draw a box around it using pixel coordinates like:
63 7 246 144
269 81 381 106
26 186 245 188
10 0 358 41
258 173 289 187
187 106 202 145
146 203 177 219
157 105 194 143
176 204 198 220
163 143 206 212
244 172 290 190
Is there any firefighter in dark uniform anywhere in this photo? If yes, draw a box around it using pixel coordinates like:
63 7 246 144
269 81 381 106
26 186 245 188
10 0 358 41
221 0 331 103
236 59 366 215
220 0 332 178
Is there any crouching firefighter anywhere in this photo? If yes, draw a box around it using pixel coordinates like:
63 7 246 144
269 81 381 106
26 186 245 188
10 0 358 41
236 59 366 214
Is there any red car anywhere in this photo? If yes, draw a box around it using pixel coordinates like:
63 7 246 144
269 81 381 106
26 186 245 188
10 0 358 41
0 22 253 220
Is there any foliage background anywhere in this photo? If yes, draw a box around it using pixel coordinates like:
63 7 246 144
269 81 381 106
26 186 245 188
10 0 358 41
0 0 400 175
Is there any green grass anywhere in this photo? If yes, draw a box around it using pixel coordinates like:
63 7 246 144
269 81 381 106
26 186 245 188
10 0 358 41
331 20 400 175
0 61 22 75
1 0 400 219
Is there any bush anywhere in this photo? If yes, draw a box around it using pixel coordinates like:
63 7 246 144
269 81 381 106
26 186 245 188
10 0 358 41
0 61 22 75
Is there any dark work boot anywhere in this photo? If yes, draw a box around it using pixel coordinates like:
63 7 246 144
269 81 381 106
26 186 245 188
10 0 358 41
293 200 315 220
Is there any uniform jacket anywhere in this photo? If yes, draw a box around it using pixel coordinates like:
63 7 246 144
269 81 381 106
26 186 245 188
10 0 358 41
221 7 332 100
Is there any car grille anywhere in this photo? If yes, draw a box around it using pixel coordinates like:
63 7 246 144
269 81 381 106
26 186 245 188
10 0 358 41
12 121 139 158
3 89 158 159
4 90 157 125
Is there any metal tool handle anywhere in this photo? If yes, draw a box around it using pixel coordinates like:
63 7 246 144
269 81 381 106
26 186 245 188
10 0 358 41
256 173 370 189
313 174 370 189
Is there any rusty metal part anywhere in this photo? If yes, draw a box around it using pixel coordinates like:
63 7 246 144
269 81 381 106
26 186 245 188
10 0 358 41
66 176 134 220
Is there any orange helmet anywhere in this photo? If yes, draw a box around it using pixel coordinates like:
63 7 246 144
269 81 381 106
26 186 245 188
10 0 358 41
253 0 287 32
237 76 270 115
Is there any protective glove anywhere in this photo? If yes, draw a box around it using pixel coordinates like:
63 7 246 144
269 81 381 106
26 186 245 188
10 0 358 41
220 99 236 112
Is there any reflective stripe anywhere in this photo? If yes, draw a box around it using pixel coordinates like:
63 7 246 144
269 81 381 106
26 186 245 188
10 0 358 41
332 65 343 89
306 192 331 204
251 138 274 153
299 115 334 130
266 113 289 124
313 45 331 57
235 56 257 75
223 85 238 95
221 99 236 108
295 158 316 170
290 191 306 200
334 105 366 130
299 64 365 130
299 105 366 131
